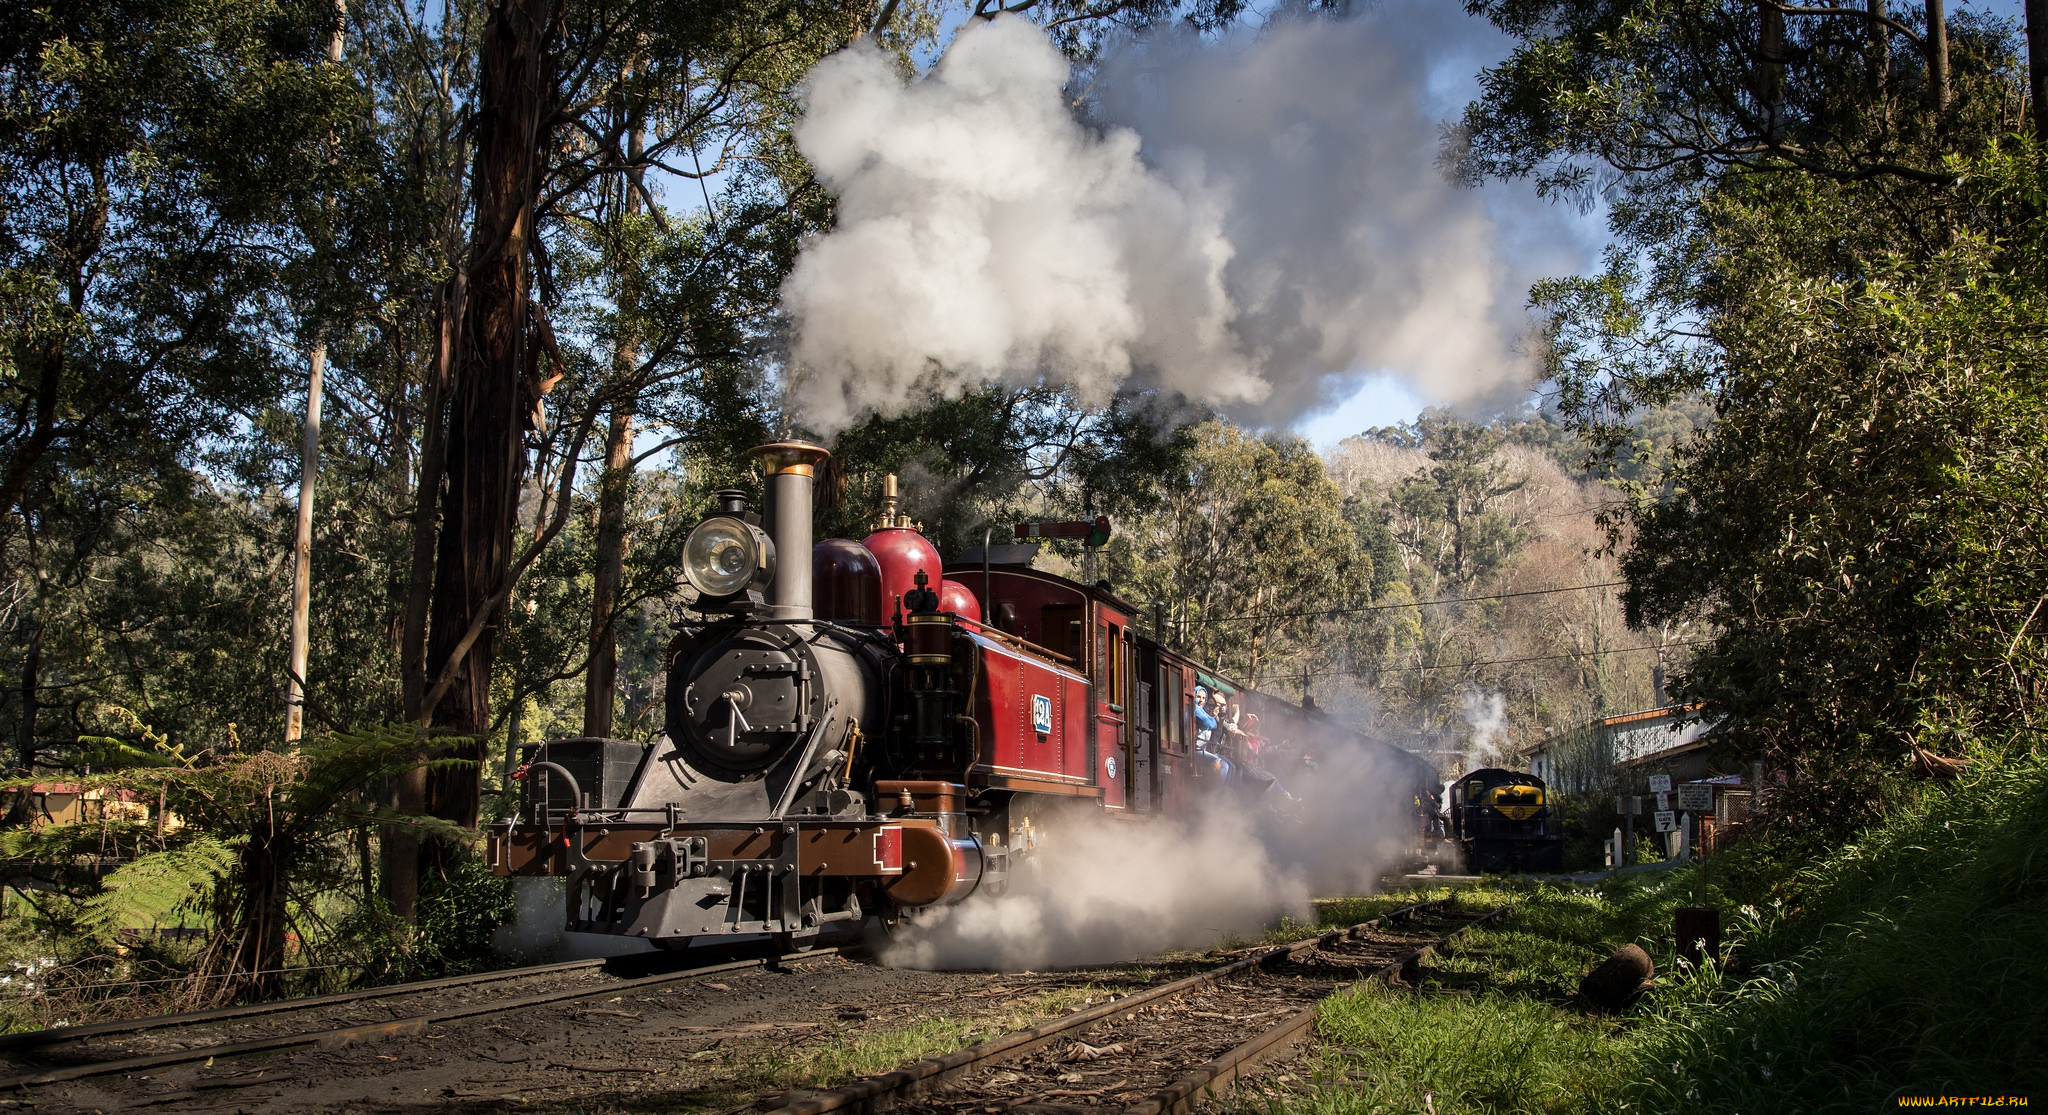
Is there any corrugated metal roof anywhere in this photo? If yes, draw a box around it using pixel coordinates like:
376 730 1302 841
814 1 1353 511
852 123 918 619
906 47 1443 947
1597 703 1707 728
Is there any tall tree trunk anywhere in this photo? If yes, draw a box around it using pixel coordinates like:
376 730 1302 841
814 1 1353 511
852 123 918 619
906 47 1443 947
1755 0 1786 136
2028 0 2048 135
1927 0 1950 109
387 274 459 923
284 0 345 745
1868 0 1890 89
420 0 551 854
402 276 461 723
285 342 325 743
581 83 645 741
16 619 40 774
582 402 633 738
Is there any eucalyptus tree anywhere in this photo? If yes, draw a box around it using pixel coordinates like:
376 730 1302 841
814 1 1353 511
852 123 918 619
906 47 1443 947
0 0 359 770
1456 0 2044 813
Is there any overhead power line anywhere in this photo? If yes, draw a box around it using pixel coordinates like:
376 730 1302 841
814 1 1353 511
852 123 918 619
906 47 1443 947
1256 637 1711 683
1196 580 1630 626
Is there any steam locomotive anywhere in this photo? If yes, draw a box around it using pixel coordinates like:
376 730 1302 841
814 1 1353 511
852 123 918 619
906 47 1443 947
1446 767 1564 873
489 440 1440 949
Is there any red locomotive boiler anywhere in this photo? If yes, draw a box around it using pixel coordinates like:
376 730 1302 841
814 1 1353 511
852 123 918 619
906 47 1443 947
489 440 1425 949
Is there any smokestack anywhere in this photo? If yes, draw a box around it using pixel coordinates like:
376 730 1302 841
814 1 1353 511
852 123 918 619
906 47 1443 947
751 441 831 620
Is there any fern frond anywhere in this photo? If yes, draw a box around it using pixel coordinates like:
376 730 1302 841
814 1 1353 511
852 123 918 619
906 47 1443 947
72 736 183 770
320 802 480 846
0 821 165 861
76 837 238 941
0 769 181 794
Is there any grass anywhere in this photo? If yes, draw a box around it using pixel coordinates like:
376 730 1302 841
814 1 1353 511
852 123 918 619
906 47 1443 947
1226 889 1631 1115
1243 888 1520 949
1611 756 2048 1112
1228 755 2048 1115
729 983 1121 1090
552 982 1145 1114
1299 989 1618 1114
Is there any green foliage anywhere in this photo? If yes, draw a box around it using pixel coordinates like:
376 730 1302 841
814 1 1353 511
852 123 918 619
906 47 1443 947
1459 0 2048 819
2 0 362 760
1616 757 2048 1108
74 836 237 944
1454 0 2019 204
1377 411 1531 591
1270 756 2048 1114
1549 793 1612 871
414 849 515 975
0 724 471 1003
814 386 1192 564
1613 156 2048 816
1110 421 1359 682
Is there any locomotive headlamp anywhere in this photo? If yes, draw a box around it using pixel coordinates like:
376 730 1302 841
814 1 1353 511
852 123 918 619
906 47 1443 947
682 515 776 598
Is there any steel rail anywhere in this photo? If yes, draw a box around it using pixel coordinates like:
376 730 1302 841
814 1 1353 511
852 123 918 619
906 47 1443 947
1122 903 1513 1115
0 955 613 1052
0 948 852 1090
759 898 1463 1115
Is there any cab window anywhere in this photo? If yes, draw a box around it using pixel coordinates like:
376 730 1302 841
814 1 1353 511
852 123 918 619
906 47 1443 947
1105 625 1125 709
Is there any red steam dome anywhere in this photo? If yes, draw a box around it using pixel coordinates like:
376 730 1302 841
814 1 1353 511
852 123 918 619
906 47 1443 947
812 539 884 625
938 579 982 624
863 526 943 621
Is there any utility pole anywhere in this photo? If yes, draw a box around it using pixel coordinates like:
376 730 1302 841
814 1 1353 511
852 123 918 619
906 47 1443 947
285 0 347 744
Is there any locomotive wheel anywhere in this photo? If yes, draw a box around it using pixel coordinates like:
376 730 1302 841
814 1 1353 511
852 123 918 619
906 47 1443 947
857 898 913 952
774 930 820 953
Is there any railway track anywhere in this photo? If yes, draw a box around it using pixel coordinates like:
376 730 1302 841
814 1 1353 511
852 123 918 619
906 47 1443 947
0 939 853 1091
760 899 1509 1115
3 900 1505 1113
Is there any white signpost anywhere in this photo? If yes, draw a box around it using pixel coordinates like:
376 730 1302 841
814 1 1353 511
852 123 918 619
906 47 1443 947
1677 785 1715 812
1653 810 1677 833
1648 774 1673 793
1656 792 1671 811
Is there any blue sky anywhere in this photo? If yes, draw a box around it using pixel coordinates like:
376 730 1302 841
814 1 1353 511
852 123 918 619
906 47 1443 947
1284 0 2029 448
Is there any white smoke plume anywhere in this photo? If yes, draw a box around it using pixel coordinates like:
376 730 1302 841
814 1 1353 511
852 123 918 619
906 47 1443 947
782 4 1565 432
1460 687 1509 770
883 806 1309 971
491 878 655 961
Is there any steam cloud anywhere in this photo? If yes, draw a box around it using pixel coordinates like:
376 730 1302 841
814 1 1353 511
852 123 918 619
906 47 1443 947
1461 688 1509 771
883 721 1435 971
883 808 1309 971
491 878 655 961
783 4 1564 431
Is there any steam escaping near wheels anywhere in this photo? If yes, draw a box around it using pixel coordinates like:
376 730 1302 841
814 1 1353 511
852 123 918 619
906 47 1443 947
877 726 1434 972
878 805 1307 972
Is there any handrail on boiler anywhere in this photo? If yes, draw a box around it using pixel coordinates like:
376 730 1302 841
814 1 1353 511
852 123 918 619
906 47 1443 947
947 613 1083 672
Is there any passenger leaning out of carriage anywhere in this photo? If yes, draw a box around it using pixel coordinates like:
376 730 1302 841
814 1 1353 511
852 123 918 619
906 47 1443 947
1191 685 1219 755
1220 695 1252 760
1240 711 1264 759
